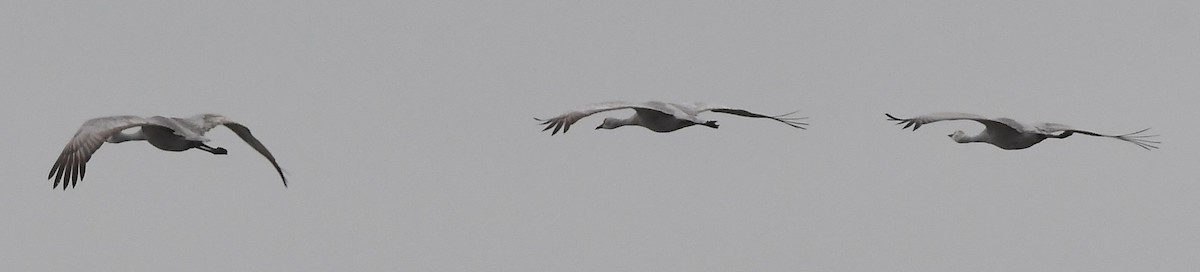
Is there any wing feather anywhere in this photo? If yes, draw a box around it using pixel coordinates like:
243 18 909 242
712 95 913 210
221 122 288 187
885 112 1020 135
688 103 807 129
48 116 154 189
1033 123 1160 150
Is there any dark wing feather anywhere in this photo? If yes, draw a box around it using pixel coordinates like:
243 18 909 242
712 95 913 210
222 122 288 187
1035 123 1160 150
683 102 807 129
707 108 808 129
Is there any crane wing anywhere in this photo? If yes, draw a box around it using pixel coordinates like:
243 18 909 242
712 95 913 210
48 116 155 189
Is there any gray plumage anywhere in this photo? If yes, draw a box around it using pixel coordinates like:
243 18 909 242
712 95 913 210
48 114 286 189
886 112 1160 150
536 101 807 135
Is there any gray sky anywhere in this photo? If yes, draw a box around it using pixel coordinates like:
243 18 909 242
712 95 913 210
2 1 1198 271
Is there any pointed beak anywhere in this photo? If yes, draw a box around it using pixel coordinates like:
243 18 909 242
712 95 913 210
947 133 954 137
595 125 602 130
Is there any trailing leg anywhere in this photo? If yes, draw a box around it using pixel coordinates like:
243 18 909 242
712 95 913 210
196 143 228 155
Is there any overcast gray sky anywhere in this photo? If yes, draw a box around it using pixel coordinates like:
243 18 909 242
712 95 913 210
2 1 1198 271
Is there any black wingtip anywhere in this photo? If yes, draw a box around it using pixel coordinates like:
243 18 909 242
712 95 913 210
885 113 921 131
1128 127 1152 136
772 110 801 118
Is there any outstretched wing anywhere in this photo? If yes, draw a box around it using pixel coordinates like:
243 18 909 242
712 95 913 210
48 115 155 189
1033 123 1160 150
885 112 1021 136
189 114 287 186
687 103 807 129
221 122 289 186
534 101 673 135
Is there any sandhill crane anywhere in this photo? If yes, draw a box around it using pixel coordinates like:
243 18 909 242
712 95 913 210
885 112 1159 150
48 114 286 189
536 101 807 135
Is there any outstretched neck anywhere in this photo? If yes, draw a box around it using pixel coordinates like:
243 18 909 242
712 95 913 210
107 129 146 143
610 117 640 128
597 117 640 130
617 117 641 127
954 133 990 144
